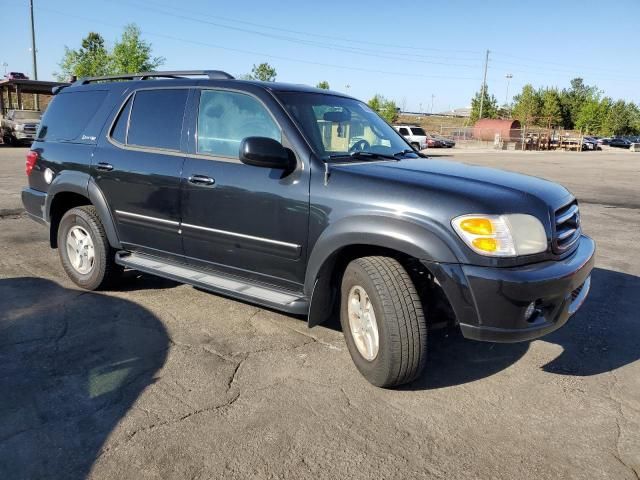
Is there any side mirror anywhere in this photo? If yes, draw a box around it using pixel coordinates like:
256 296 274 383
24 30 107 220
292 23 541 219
239 137 293 170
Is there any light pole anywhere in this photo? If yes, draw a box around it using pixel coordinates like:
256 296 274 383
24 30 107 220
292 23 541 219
505 73 513 111
431 94 435 114
1 62 7 75
345 84 351 94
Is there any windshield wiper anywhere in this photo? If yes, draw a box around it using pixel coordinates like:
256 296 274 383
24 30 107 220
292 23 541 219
328 151 400 161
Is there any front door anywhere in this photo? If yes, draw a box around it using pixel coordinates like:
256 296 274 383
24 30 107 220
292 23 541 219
180 89 310 289
93 88 189 259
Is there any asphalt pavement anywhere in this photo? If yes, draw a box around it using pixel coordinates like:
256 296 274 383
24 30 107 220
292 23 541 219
1 146 638 479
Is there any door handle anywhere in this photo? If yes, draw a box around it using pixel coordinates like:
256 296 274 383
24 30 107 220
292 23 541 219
188 174 215 186
96 162 114 172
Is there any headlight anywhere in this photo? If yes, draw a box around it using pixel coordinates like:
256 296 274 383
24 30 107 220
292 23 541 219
452 214 547 257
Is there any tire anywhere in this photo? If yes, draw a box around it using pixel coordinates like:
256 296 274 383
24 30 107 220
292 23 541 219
57 205 121 290
340 256 427 387
410 142 420 151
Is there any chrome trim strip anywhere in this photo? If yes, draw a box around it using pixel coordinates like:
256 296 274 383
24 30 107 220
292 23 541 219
556 204 579 224
181 222 299 249
557 227 577 241
115 210 180 226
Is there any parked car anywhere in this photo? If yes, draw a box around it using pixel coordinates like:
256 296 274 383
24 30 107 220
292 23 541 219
609 137 632 149
582 136 600 151
393 125 429 150
1 109 42 145
21 70 595 387
4 72 29 80
432 134 455 148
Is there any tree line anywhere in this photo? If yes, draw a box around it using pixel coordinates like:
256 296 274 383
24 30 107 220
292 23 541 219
470 78 639 136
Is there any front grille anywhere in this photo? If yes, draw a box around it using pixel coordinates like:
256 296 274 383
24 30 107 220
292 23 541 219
553 200 581 253
23 124 38 134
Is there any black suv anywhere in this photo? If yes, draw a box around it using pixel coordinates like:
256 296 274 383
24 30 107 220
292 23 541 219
22 70 595 387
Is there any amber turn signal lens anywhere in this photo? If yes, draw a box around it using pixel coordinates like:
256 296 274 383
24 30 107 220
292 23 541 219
460 217 494 235
472 237 498 252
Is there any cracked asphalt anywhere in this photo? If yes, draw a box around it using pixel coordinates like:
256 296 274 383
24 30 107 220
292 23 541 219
1 146 639 479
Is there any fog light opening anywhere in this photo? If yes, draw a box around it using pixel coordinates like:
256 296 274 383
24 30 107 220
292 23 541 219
524 301 540 323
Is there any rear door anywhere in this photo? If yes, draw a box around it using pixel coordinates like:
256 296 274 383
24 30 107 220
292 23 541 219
179 88 310 289
92 87 189 259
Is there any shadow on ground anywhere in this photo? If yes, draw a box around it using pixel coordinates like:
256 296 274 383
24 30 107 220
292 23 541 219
0 277 169 480
405 267 640 389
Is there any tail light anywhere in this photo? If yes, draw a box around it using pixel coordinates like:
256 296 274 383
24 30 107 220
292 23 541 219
26 150 39 176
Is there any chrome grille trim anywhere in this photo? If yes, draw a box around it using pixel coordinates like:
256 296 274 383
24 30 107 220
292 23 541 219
553 200 581 253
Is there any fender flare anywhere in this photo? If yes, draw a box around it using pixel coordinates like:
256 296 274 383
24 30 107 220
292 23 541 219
45 171 121 249
305 215 462 326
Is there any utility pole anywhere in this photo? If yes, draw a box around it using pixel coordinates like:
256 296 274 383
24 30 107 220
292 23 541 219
29 0 38 80
430 94 435 114
505 73 513 112
29 0 39 109
478 49 490 121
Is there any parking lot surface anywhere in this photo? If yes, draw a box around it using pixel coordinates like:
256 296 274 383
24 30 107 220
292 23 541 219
1 146 639 479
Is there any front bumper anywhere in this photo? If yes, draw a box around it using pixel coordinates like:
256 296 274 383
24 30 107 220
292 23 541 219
426 235 595 343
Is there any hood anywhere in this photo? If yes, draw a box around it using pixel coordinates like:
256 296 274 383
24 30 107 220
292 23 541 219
330 157 573 218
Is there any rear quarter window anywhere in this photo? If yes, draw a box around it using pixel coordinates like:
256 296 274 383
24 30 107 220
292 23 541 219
126 89 188 150
37 90 108 142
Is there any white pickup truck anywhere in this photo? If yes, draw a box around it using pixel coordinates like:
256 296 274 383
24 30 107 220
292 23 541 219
1 110 42 145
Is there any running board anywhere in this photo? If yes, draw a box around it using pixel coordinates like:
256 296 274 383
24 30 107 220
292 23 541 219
115 252 309 315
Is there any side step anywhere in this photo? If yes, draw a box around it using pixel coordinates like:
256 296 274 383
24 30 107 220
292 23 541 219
115 252 309 315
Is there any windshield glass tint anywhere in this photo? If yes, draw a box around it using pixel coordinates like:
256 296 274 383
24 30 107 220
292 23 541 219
276 92 409 160
410 127 426 136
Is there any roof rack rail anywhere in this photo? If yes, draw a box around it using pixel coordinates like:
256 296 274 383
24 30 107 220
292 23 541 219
74 70 235 85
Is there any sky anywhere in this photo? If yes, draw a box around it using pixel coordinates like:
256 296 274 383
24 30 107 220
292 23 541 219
1 0 639 112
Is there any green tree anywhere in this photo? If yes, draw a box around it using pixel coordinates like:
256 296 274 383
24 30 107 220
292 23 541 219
559 78 599 129
602 100 639 136
316 80 330 90
575 97 611 134
368 94 398 123
540 89 563 127
512 84 542 126
250 62 277 82
110 24 164 74
470 84 498 123
57 32 111 80
56 25 164 81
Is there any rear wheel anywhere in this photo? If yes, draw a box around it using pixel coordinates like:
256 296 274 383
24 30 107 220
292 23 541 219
410 142 421 151
340 256 428 387
57 206 121 290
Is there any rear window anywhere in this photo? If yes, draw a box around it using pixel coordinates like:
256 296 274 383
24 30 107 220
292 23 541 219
410 127 426 136
37 90 107 142
126 89 188 150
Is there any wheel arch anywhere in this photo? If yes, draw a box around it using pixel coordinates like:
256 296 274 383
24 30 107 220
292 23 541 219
45 172 121 249
306 216 460 327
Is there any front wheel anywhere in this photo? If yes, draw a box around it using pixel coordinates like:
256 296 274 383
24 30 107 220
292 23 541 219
57 206 122 290
340 256 428 387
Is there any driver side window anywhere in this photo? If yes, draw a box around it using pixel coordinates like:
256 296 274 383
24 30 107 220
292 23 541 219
197 90 281 158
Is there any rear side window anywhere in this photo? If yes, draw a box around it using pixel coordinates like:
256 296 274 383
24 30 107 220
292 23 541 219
410 127 426 136
37 90 107 142
126 89 188 150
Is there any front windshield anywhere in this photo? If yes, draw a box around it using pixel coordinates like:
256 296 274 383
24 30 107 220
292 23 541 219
276 92 413 161
14 111 42 120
